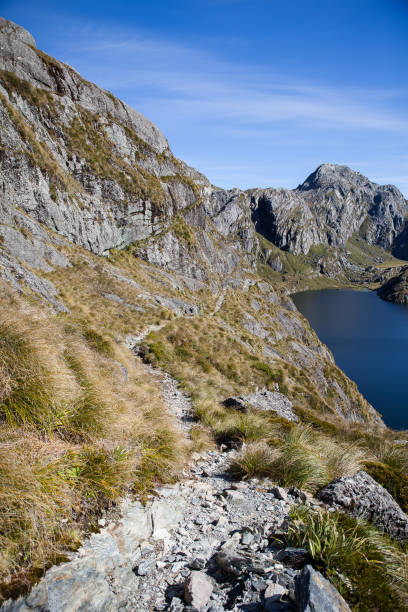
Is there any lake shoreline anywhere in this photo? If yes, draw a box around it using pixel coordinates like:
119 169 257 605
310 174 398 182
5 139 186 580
293 288 408 431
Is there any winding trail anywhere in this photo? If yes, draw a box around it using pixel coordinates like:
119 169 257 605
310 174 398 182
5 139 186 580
1 324 308 612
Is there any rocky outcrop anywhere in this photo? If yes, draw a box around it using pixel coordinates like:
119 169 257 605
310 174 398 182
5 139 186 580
377 266 408 304
318 470 408 542
0 18 219 286
250 163 408 255
223 389 298 422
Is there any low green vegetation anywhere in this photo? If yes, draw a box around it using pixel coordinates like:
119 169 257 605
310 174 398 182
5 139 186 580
286 505 408 611
365 460 408 513
347 233 404 270
257 229 407 293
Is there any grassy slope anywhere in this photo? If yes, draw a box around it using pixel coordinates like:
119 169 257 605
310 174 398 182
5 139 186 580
1 223 407 604
257 231 408 293
0 278 187 600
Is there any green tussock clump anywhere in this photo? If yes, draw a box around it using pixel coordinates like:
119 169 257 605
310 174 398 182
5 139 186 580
286 505 408 611
82 328 115 359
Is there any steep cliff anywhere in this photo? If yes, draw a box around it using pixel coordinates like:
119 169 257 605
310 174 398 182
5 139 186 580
377 266 408 304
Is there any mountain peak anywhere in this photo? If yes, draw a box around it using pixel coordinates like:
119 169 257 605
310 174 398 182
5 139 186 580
0 17 36 47
299 163 371 192
0 18 169 153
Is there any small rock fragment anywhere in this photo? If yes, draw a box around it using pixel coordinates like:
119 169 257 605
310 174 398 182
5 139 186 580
135 559 155 576
269 486 288 502
276 548 312 569
264 581 288 609
184 571 214 611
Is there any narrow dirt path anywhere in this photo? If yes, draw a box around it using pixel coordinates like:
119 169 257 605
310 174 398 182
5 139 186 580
210 288 226 316
150 369 195 434
2 331 308 612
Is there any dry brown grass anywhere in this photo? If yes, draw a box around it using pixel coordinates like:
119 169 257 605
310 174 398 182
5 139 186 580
230 424 369 490
0 289 187 600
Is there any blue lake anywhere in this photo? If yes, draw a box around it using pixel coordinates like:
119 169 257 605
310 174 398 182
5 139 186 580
292 289 408 430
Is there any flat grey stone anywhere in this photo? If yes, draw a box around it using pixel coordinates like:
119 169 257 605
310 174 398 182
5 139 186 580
184 571 214 611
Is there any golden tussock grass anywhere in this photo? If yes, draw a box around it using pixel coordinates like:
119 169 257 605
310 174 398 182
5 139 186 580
230 424 369 491
0 290 186 601
286 505 408 610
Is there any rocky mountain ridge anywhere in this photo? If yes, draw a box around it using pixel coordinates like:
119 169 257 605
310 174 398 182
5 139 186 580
250 163 408 256
1 18 407 302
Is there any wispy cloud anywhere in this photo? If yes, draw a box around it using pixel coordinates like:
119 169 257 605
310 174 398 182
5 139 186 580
55 21 408 193
64 25 408 134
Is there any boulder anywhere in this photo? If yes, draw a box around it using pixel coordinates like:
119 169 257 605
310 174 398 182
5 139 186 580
223 389 298 422
295 565 351 611
318 470 408 542
215 549 267 577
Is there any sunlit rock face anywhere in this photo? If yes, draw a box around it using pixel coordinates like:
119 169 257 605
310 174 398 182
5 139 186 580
249 163 408 255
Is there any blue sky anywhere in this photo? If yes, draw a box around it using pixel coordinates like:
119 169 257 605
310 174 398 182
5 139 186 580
2 0 408 194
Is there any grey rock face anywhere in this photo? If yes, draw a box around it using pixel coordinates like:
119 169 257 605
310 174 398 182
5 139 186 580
223 389 298 422
1 19 406 301
0 18 168 152
318 470 408 542
0 18 209 257
295 565 351 612
250 163 408 255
